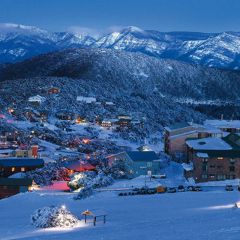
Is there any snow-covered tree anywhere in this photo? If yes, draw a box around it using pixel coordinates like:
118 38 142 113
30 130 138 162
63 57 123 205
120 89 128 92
31 206 79 228
109 157 132 179
26 162 69 186
67 172 95 191
74 185 93 200
91 170 114 188
68 168 114 199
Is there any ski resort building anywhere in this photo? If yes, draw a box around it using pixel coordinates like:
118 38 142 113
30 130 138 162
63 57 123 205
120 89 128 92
164 122 223 161
28 95 46 104
55 111 75 120
48 87 60 94
0 158 44 177
107 151 161 178
185 133 240 182
101 119 118 128
0 178 33 199
77 96 96 104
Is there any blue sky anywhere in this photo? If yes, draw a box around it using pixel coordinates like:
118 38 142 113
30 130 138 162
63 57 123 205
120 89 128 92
0 0 240 33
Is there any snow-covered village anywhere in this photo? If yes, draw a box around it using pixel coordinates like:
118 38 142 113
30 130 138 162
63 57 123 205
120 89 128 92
1 0 240 239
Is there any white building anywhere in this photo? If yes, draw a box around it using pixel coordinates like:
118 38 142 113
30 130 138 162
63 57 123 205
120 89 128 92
28 95 46 104
76 96 96 104
105 101 115 106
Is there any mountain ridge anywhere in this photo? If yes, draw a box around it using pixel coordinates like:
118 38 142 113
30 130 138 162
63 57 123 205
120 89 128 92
0 23 240 70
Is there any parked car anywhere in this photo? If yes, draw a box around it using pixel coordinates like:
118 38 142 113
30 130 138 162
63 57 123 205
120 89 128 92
167 187 177 193
225 185 233 191
156 186 167 193
187 186 195 191
194 186 202 192
177 185 185 192
152 174 167 179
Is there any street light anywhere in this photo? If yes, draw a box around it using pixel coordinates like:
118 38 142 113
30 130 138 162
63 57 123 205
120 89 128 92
140 166 147 187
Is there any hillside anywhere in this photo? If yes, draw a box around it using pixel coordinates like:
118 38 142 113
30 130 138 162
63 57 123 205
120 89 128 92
1 48 240 134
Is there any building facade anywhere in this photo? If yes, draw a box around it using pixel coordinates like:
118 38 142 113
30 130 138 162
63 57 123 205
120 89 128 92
0 158 44 177
164 122 223 162
107 151 161 178
185 134 240 182
0 178 33 199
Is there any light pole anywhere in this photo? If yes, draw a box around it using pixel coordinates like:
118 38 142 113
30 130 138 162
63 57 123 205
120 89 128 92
140 166 147 188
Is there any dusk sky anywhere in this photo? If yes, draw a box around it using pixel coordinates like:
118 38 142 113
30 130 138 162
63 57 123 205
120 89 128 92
1 0 240 33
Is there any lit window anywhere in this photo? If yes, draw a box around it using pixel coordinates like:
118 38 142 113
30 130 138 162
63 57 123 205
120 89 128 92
21 167 25 172
11 167 15 172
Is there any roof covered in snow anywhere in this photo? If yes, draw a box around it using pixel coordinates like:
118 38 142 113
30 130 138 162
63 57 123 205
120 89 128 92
169 130 198 140
196 152 209 158
187 134 240 158
28 95 46 102
182 163 193 171
165 122 190 132
76 96 96 103
204 120 240 129
186 137 232 151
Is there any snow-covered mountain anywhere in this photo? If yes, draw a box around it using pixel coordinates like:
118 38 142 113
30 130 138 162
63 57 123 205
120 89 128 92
0 23 96 63
0 23 240 70
93 27 240 70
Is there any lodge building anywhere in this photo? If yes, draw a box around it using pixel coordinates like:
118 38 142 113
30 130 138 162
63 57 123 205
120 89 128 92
0 158 44 177
164 122 223 161
0 178 34 199
185 133 240 182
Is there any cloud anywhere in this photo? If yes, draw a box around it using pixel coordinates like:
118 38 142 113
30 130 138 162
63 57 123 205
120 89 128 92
66 25 128 38
0 22 47 34
106 25 125 33
67 26 103 38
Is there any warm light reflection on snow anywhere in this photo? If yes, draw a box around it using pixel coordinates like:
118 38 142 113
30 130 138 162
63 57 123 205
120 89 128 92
38 222 87 233
204 204 235 210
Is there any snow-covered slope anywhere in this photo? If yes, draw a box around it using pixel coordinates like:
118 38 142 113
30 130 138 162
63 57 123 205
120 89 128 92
1 182 240 240
179 32 240 69
1 23 240 69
